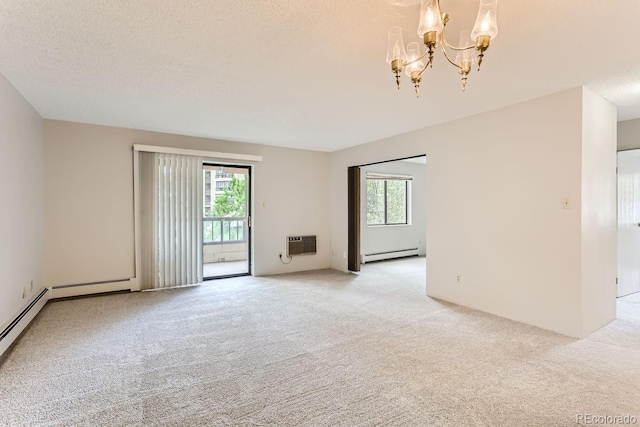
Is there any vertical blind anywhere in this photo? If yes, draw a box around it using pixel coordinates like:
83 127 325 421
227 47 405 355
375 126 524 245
140 152 203 289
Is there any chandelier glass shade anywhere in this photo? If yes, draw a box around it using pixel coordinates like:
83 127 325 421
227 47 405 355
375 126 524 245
386 0 498 96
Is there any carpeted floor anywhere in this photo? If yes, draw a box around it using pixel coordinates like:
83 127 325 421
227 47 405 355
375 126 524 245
1 257 639 426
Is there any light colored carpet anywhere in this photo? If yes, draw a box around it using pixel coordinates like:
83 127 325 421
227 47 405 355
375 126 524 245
1 257 639 426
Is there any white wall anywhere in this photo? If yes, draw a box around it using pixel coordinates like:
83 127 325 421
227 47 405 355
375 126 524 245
330 87 617 338
618 118 640 151
43 120 331 287
581 89 617 336
0 74 44 328
360 161 426 257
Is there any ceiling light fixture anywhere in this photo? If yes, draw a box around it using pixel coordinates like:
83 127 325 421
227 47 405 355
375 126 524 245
386 0 498 97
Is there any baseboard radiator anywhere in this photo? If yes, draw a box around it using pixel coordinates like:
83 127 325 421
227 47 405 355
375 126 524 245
0 288 49 358
361 248 419 264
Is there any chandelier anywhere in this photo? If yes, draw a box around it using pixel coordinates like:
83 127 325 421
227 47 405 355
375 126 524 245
386 0 498 96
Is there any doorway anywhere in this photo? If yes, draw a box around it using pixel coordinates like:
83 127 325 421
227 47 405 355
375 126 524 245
618 149 640 297
202 164 251 279
347 155 427 272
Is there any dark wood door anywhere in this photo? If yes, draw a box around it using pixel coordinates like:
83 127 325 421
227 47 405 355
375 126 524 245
347 166 361 272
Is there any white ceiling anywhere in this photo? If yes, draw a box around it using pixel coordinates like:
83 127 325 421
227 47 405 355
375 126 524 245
0 1 639 152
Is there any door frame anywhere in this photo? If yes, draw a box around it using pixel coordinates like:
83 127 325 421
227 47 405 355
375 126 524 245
202 162 252 280
348 167 361 272
617 148 640 297
347 154 427 272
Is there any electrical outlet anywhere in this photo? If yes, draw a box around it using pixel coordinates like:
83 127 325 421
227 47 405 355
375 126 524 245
561 196 571 209
331 250 336 256
343 252 347 259
456 273 462 284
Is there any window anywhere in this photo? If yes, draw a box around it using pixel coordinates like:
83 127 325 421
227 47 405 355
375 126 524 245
215 181 231 191
366 178 408 225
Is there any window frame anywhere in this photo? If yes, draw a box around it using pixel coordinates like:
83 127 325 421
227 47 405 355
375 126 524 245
366 178 409 226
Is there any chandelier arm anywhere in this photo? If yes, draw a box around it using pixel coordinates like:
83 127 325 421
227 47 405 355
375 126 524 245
402 50 429 68
443 41 476 51
439 41 463 71
441 27 476 51
417 56 434 77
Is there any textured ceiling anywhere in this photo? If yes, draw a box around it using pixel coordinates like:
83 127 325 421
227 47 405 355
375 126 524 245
0 1 639 152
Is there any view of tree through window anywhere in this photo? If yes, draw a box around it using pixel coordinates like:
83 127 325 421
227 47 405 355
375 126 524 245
212 175 246 218
203 172 247 243
366 178 408 225
204 175 246 218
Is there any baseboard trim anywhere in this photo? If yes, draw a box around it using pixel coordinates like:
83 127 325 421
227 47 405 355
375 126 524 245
0 288 49 358
52 278 130 290
50 279 133 299
361 248 419 264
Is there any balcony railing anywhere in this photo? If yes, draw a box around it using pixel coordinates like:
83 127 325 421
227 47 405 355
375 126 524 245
203 217 247 244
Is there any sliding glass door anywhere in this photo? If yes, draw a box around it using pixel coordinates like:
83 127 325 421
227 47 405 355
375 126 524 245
202 164 251 279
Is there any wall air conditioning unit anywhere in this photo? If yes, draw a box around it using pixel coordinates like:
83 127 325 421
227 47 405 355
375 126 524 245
287 235 317 257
